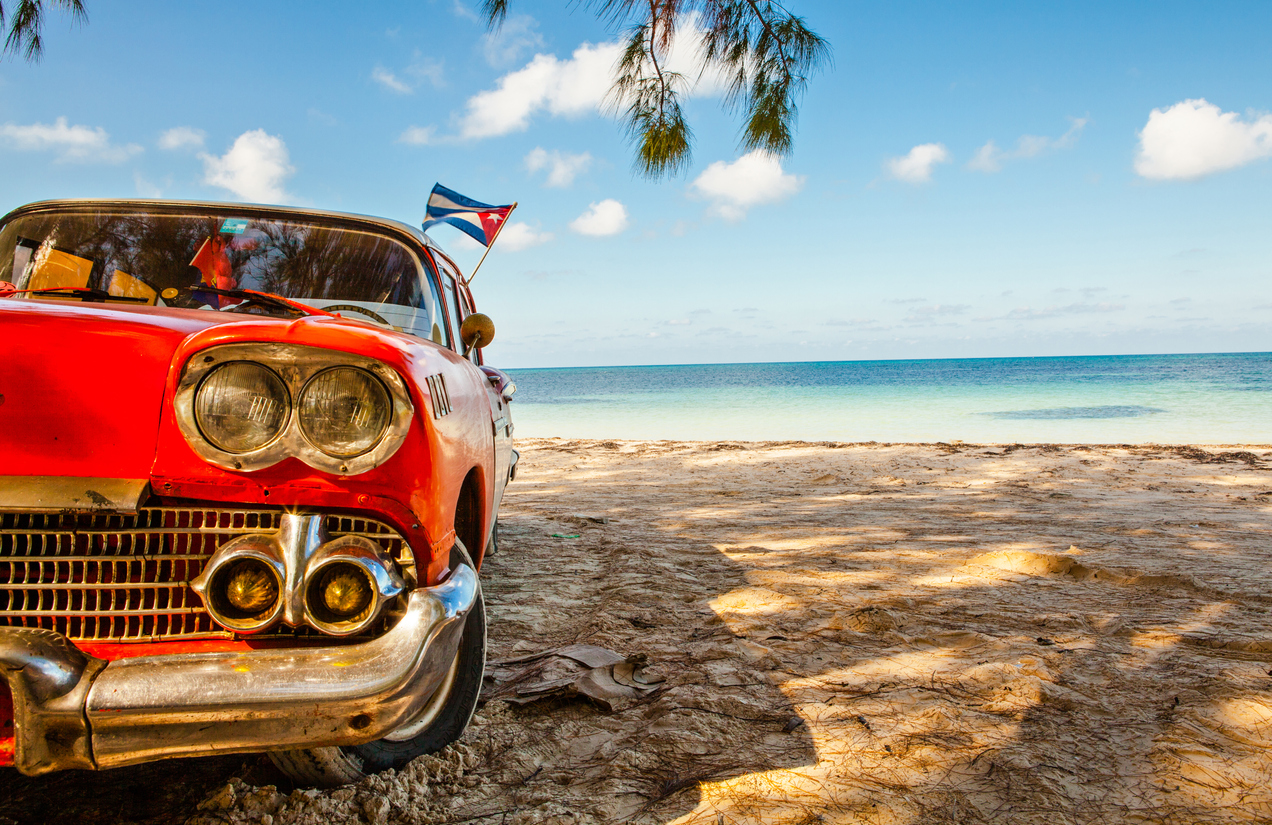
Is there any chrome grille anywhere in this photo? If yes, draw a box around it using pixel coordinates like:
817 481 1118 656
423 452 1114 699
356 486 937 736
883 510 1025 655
0 508 411 642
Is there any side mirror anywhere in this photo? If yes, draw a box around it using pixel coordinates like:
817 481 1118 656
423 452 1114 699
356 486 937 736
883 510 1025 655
460 313 495 354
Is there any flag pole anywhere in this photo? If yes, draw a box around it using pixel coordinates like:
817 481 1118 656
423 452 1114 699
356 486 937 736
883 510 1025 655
465 202 517 285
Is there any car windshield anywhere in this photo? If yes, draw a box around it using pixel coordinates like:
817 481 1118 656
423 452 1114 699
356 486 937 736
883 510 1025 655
0 207 450 345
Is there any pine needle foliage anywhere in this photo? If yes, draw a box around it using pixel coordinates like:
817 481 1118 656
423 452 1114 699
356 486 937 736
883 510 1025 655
0 0 85 61
485 0 829 178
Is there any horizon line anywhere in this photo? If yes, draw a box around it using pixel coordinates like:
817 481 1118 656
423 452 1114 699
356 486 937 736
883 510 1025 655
501 349 1272 372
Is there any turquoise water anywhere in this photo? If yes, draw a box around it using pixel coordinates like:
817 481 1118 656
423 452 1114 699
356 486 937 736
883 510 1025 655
506 353 1272 443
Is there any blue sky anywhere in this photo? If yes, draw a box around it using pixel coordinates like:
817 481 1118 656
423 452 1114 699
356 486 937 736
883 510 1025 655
1 0 1269 368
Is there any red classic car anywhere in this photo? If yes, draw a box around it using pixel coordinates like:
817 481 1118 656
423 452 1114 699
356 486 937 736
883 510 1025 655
0 199 517 786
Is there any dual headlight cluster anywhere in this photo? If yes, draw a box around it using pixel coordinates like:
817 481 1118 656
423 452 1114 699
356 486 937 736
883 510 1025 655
192 524 407 637
175 343 415 474
196 362 390 456
214 558 382 624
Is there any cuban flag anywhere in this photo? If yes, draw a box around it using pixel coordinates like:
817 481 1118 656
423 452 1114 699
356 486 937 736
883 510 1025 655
422 184 514 247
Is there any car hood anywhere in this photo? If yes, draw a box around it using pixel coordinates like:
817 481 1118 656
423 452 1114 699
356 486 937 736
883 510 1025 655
0 299 233 480
0 295 492 585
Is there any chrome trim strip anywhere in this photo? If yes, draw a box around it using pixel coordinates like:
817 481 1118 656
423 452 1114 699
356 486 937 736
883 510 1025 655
479 366 516 401
0 477 147 513
280 513 328 627
0 563 477 774
173 343 415 475
2 198 431 249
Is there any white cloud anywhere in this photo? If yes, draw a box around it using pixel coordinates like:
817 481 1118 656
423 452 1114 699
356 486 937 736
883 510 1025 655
133 172 163 198
995 302 1127 321
451 0 480 23
0 116 141 163
967 141 1003 173
497 221 554 251
906 304 971 317
570 199 629 236
439 222 553 252
968 118 1087 172
1135 98 1272 180
308 108 339 127
200 130 294 203
524 147 592 187
483 14 543 66
458 15 726 140
373 66 413 94
158 126 205 151
373 56 444 94
406 55 445 88
398 125 435 145
886 143 950 183
449 233 482 251
646 12 732 96
459 43 621 138
690 151 804 220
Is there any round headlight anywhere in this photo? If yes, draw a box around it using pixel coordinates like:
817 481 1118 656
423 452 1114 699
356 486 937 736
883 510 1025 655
298 367 391 458
195 362 289 453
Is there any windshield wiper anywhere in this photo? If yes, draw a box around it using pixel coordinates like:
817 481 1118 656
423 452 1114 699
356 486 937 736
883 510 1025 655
23 287 148 303
190 287 332 318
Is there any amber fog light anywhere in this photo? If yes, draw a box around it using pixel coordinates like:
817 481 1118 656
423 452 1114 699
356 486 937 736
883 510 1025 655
207 557 281 627
310 562 374 621
225 559 280 613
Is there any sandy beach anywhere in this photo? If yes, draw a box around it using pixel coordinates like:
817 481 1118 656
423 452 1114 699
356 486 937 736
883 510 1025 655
6 438 1272 825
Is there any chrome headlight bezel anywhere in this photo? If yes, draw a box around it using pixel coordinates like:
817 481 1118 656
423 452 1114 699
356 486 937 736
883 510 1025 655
175 342 416 475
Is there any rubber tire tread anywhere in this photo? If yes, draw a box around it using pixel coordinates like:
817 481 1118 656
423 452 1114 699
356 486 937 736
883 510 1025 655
268 543 486 788
342 591 485 772
268 746 366 788
485 521 498 557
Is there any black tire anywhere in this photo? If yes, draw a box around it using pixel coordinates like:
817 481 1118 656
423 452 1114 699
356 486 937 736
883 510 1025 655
484 521 498 557
270 541 486 787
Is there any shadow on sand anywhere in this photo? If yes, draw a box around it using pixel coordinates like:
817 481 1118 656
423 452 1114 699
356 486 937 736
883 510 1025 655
3 438 1270 825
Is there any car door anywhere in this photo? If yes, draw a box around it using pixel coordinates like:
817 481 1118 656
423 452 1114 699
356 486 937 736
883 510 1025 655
434 252 513 529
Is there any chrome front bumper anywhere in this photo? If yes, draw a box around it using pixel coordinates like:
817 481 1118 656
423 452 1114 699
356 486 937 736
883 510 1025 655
0 563 478 776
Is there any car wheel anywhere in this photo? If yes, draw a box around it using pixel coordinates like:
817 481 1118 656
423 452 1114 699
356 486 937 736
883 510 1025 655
269 540 487 788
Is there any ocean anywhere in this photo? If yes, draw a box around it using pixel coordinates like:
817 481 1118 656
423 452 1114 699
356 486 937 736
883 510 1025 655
504 352 1271 444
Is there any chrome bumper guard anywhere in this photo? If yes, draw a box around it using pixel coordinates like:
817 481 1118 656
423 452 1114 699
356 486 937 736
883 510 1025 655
0 562 478 776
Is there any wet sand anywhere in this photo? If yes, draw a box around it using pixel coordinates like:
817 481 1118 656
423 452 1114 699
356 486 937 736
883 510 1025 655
5 439 1272 824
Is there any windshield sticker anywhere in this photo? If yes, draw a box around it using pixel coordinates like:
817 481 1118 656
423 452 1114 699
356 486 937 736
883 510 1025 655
220 218 249 235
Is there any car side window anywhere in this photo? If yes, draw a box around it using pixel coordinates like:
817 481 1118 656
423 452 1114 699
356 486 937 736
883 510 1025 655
419 258 450 347
439 272 464 350
433 254 468 352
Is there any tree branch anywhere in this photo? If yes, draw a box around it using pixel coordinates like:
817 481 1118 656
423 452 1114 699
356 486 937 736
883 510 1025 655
1 0 87 62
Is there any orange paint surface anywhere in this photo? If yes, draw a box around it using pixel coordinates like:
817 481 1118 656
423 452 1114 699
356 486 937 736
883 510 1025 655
0 683 12 768
0 299 498 582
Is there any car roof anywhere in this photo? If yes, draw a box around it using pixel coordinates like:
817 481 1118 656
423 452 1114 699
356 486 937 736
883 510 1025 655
1 198 445 252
